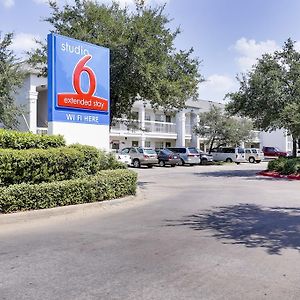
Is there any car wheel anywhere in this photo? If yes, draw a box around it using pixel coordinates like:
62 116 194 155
201 158 208 165
225 158 233 163
133 159 140 168
159 160 165 167
178 159 185 166
249 157 255 163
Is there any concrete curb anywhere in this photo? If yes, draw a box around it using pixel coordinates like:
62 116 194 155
0 189 143 226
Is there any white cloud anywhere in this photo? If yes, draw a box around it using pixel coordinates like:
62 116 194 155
233 38 279 72
32 0 48 3
10 33 40 56
1 0 14 8
198 74 237 102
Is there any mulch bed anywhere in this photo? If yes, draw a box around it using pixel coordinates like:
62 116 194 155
258 170 300 180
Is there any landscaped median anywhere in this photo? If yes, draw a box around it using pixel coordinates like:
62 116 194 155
0 169 137 213
0 129 138 214
258 157 300 180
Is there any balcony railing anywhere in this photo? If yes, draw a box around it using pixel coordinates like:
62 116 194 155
144 121 176 134
111 119 176 134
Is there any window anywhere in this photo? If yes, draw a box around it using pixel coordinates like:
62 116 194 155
155 114 164 122
155 142 164 149
166 115 171 123
130 148 138 153
145 113 151 121
132 141 139 147
121 148 130 154
145 141 151 147
166 142 171 148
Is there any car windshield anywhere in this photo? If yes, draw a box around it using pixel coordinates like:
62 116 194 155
162 149 173 154
188 147 199 154
144 149 156 155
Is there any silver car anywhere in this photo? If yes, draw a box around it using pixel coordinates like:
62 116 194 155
120 147 158 168
167 147 200 166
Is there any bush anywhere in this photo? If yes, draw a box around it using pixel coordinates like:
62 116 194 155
0 169 137 213
268 157 300 175
0 129 65 149
268 157 286 172
69 144 126 171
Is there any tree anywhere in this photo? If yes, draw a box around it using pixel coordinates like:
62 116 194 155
226 38 300 156
194 105 253 153
28 0 202 123
0 32 24 128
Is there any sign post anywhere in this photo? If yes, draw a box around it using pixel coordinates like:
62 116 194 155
47 33 110 150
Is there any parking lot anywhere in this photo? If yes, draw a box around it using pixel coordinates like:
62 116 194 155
2 162 300 299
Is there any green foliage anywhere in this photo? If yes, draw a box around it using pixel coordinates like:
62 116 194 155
0 145 126 186
226 38 300 155
0 169 137 213
0 129 65 149
194 105 253 152
268 157 286 172
0 32 25 128
28 0 202 122
268 157 300 175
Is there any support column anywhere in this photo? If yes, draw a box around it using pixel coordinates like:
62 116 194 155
191 113 199 148
176 111 186 147
27 89 38 133
139 105 146 147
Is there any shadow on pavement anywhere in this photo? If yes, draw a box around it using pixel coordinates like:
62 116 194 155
193 169 261 178
137 181 154 189
166 203 300 255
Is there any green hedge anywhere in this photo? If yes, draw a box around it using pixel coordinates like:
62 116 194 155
0 129 65 149
268 157 300 175
0 145 126 186
0 169 137 213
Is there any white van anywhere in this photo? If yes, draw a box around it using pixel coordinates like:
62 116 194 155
210 147 247 164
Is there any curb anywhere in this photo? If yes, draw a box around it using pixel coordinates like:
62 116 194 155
257 170 300 180
0 189 143 226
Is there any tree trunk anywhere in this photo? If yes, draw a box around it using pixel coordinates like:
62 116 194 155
292 138 297 157
208 137 215 154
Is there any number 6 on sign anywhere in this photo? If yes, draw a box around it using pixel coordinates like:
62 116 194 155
57 55 108 112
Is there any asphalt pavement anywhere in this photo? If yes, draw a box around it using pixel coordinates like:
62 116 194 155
1 162 300 300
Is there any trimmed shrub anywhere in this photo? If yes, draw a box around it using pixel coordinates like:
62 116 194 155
69 144 126 171
0 129 65 149
0 145 125 186
268 157 286 172
268 157 300 175
0 169 137 213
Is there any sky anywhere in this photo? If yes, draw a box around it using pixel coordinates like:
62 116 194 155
1 0 300 102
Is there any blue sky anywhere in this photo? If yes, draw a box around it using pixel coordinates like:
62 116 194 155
1 0 300 102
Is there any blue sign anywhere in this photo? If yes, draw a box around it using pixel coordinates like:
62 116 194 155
47 33 110 125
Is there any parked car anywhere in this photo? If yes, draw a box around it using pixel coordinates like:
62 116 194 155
115 152 131 166
262 146 289 158
244 148 264 163
120 147 158 168
195 148 214 165
167 147 200 166
155 148 181 167
210 147 247 164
